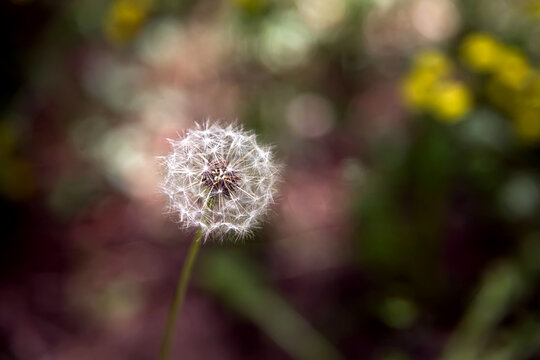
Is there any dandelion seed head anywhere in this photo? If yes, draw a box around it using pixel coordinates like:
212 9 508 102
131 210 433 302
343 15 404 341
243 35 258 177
160 122 280 239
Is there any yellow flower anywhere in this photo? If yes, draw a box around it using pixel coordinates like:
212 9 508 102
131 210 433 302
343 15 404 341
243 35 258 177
401 50 452 109
401 70 440 109
494 47 533 90
412 49 452 78
429 81 472 122
401 49 475 121
460 33 502 73
104 0 151 45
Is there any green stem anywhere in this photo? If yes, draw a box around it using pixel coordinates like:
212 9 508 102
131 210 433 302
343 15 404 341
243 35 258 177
159 227 203 360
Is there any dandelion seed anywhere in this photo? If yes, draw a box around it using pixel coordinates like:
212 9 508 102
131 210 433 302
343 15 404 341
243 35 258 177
160 121 280 239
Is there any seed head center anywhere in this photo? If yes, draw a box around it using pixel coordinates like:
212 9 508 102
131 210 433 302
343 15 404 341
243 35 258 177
201 159 240 197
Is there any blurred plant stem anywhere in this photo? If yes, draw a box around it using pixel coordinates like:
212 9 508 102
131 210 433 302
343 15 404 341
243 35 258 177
159 227 203 360
198 250 344 360
440 262 525 360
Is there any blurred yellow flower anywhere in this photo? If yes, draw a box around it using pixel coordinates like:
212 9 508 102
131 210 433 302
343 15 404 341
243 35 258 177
401 70 440 108
412 49 452 78
429 81 472 122
460 33 501 73
401 50 452 109
104 0 152 45
494 47 533 90
402 49 474 122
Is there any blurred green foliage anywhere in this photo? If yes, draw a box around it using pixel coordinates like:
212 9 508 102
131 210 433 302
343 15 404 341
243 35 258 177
198 250 344 360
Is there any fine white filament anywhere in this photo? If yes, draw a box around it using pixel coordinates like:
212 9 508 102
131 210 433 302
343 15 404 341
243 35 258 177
161 122 280 239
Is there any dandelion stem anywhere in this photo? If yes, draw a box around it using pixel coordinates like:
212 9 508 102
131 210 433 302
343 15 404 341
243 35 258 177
159 227 203 360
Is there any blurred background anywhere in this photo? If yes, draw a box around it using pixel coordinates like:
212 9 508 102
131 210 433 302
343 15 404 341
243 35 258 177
1 0 540 359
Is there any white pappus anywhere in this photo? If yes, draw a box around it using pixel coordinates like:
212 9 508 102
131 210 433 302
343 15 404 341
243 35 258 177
160 122 281 239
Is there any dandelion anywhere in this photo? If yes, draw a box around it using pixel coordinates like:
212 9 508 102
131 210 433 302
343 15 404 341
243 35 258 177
161 121 280 239
158 121 280 360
